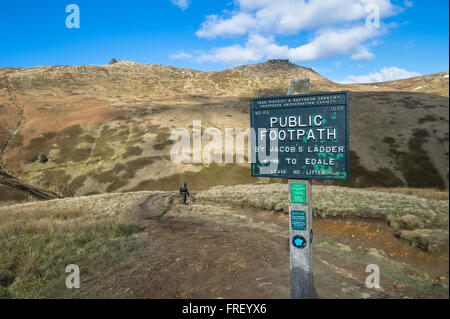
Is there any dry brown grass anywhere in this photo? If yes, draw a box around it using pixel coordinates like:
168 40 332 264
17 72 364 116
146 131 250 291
0 192 152 298
367 187 449 201
197 183 449 253
51 207 87 219
1 61 448 198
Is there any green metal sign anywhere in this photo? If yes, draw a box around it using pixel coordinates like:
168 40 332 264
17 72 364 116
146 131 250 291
291 183 306 203
291 211 307 231
250 91 349 180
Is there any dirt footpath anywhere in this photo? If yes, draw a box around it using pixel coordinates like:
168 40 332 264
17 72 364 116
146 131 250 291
90 194 449 299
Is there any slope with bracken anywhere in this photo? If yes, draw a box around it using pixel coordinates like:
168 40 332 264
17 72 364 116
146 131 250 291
0 60 448 198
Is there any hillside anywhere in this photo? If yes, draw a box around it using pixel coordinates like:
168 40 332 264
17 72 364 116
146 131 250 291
0 169 59 204
0 184 448 298
372 72 449 97
0 60 448 197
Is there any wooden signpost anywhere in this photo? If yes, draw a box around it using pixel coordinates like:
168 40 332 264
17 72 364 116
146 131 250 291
250 79 349 299
287 79 313 299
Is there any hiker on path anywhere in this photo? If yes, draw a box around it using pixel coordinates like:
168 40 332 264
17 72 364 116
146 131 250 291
180 183 190 204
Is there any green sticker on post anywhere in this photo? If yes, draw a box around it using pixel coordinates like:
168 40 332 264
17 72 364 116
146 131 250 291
291 211 307 231
291 184 306 203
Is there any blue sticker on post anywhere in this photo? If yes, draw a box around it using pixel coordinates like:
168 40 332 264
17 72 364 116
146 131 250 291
310 229 313 243
292 235 307 249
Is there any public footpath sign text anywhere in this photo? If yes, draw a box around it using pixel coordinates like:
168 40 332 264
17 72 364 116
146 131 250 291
250 91 349 180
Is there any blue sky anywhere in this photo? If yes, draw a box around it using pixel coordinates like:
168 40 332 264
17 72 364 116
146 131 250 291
0 0 448 83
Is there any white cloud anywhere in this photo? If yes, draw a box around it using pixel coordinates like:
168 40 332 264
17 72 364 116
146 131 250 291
197 13 256 38
175 25 383 65
287 25 382 61
404 0 413 8
177 34 272 64
217 34 287 63
170 52 194 59
171 0 190 10
341 67 421 83
172 0 408 64
196 0 401 38
350 46 375 60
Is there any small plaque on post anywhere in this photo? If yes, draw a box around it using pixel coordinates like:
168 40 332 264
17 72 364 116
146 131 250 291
291 210 307 231
291 184 306 203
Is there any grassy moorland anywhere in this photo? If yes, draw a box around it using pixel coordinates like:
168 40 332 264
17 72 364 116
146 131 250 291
197 184 449 253
0 61 448 197
0 185 448 298
0 192 149 298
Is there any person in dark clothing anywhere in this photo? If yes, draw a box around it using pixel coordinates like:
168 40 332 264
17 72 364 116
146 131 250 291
180 183 190 204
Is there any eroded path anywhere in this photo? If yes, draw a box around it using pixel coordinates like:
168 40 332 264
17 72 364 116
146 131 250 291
0 76 26 168
87 193 448 299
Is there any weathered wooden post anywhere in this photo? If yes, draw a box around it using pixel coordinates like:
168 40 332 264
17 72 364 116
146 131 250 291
287 79 313 299
250 78 349 300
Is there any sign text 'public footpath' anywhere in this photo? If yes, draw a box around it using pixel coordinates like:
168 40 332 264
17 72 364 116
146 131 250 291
251 92 349 180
